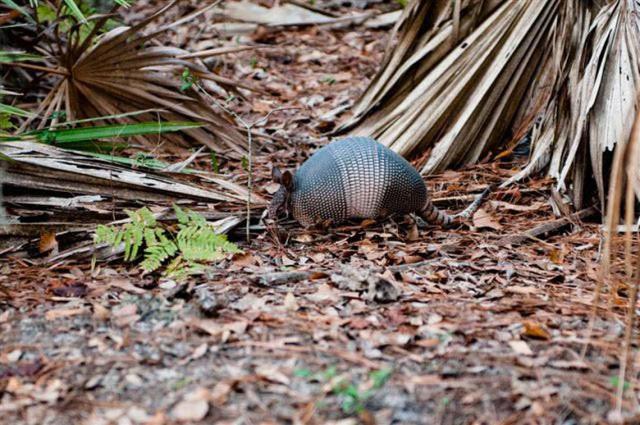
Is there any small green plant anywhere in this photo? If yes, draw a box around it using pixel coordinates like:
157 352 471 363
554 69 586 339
294 366 393 415
210 151 219 173
180 68 198 92
320 75 336 85
331 368 393 414
95 205 241 279
610 375 631 392
241 155 249 171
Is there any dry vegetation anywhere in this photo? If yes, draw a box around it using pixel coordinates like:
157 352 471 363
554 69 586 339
1 0 640 424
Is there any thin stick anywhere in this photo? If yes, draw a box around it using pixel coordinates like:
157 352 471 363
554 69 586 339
195 83 298 242
499 207 597 246
3 62 69 76
614 109 640 416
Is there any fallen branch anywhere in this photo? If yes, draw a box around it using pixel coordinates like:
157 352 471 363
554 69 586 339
498 207 598 246
257 271 326 286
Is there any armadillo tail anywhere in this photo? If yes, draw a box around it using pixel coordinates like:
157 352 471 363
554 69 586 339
419 197 456 227
419 186 492 227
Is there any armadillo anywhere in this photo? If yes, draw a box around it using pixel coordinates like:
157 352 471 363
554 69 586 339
268 136 489 227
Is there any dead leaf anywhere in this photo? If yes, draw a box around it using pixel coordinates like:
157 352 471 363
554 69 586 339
358 240 377 255
44 306 88 321
92 303 110 321
112 304 139 327
256 365 290 385
233 252 258 267
231 293 267 311
305 283 340 304
292 233 314 243
415 338 440 348
490 200 545 212
39 231 59 255
284 292 299 311
108 278 147 295
171 396 209 422
309 253 326 263
264 182 281 194
522 321 551 340
505 286 538 295
549 248 565 265
472 208 503 230
402 255 423 264
52 281 88 298
360 218 377 228
210 380 234 405
409 374 442 385
281 256 296 266
407 223 419 241
360 330 412 347
192 320 223 337
508 340 533 356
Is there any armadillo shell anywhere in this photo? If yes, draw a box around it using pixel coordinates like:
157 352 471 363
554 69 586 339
291 136 427 226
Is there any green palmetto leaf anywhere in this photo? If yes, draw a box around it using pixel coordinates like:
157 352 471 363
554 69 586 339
27 121 204 144
5 1 246 155
0 51 45 63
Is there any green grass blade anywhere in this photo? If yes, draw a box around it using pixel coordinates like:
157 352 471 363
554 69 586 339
62 0 86 23
0 103 35 118
85 152 168 168
56 140 129 152
1 0 36 23
30 121 204 144
49 109 167 127
0 51 45 63
84 151 196 173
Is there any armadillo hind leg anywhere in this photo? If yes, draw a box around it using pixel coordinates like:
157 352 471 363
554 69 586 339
419 186 492 227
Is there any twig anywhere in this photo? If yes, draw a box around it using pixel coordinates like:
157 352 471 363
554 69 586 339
430 187 546 202
258 270 325 286
195 82 299 242
2 62 70 76
498 207 597 246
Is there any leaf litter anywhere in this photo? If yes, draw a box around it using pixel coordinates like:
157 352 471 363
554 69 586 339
0 0 634 423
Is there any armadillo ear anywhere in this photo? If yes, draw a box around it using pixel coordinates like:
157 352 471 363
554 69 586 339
272 166 282 183
281 170 293 190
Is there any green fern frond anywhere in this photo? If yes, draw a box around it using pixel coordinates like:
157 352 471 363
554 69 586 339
174 204 189 225
95 224 117 245
94 205 240 279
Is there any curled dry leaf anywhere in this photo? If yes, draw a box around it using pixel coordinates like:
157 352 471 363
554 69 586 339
38 231 58 255
522 321 551 340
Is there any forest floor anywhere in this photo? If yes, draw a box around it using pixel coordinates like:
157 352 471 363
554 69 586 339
0 1 633 424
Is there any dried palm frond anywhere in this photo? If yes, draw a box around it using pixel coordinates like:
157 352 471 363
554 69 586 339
550 0 640 209
4 1 249 156
342 0 640 212
598 108 640 421
341 0 558 173
0 141 262 204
